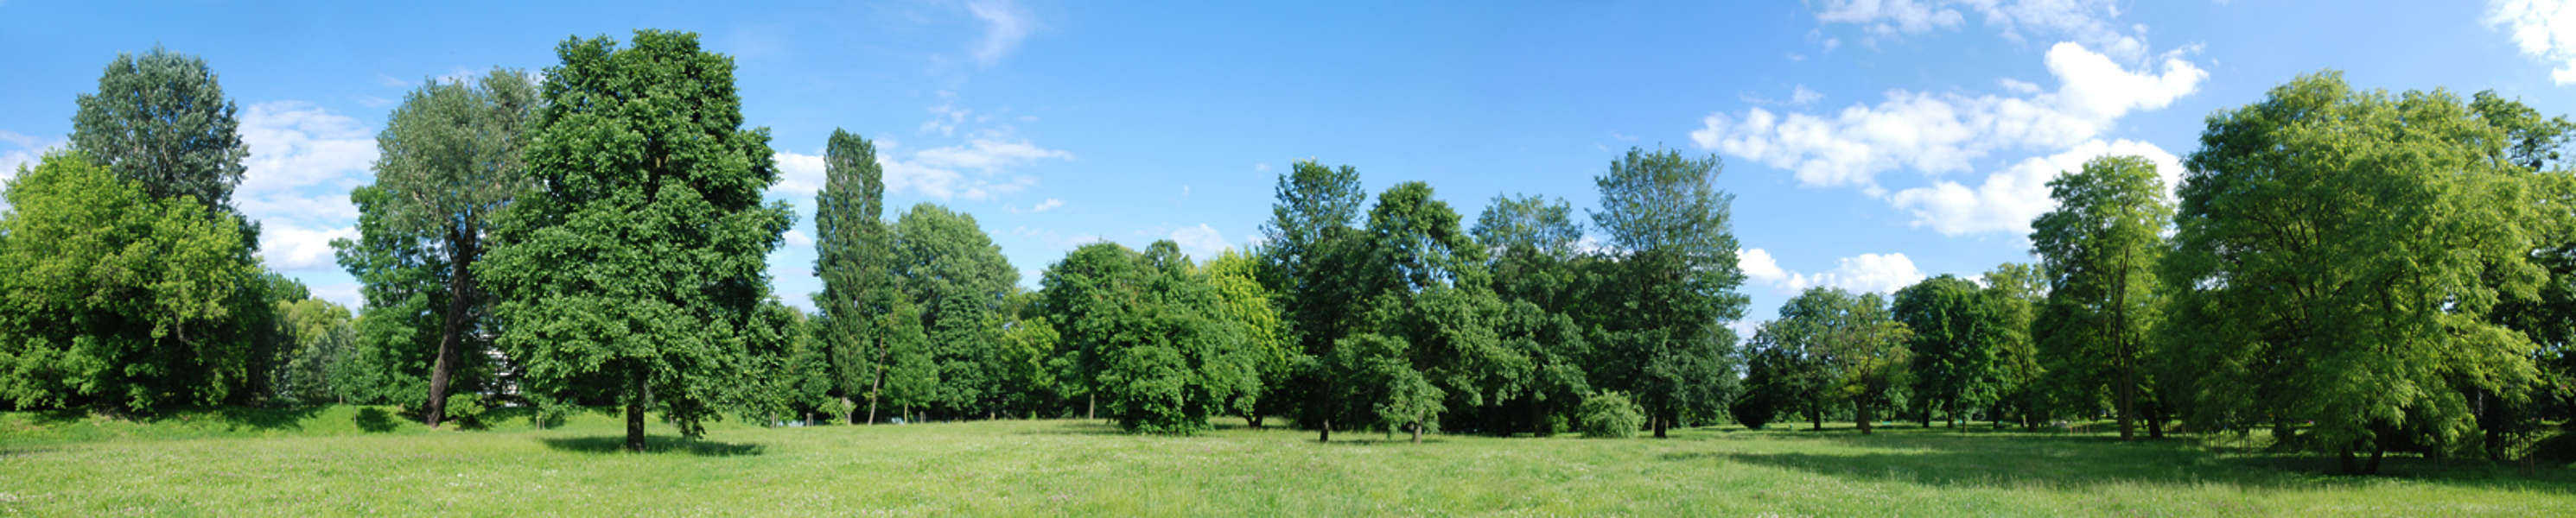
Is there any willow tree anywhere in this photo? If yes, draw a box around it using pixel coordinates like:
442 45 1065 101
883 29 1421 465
480 31 792 452
2030 155 2171 440
347 68 537 427
2164 72 2544 473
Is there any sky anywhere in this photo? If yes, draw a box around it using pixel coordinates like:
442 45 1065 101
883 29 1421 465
4 0 2576 332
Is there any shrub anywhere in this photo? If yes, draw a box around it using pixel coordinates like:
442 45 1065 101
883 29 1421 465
444 393 487 428
1578 391 1645 439
1731 392 1778 430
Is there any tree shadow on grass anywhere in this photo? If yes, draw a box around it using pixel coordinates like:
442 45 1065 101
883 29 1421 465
1014 420 1132 437
541 435 765 457
1670 427 2576 496
204 405 329 433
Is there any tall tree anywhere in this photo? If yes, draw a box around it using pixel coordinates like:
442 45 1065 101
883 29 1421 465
346 68 538 427
888 204 1016 419
479 30 792 451
1980 262 2046 429
1258 160 1371 441
1587 147 1749 438
71 47 248 211
2164 73 2544 472
811 129 899 423
2030 155 2171 440
0 152 262 412
1765 287 1910 433
1894 275 2000 427
1203 249 1293 427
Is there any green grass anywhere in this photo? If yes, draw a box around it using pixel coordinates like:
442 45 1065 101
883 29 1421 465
3 408 2571 515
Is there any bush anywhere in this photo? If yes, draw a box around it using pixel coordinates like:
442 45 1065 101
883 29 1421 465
1578 391 1645 439
1730 392 1779 430
444 393 487 428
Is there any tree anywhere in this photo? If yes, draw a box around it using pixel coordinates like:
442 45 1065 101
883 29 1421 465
1042 241 1256 433
889 204 1016 419
269 292 359 405
1894 275 2000 427
1043 242 1146 420
1203 249 1293 426
343 68 538 427
71 47 248 211
810 129 900 423
1980 262 2045 429
1472 194 1597 435
0 152 263 413
1587 147 1749 438
478 30 792 452
2164 72 2544 472
1762 287 1909 433
1331 333 1443 442
1258 160 1371 441
2031 155 2172 440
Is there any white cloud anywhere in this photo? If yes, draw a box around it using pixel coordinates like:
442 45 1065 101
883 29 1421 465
1740 248 1926 295
1254 162 1271 173
238 101 376 200
1816 0 2147 60
966 0 1033 66
914 138 1073 171
1887 138 2180 236
1168 224 1229 261
1817 0 1966 36
783 229 814 247
2490 0 2576 84
771 150 827 198
259 223 357 272
1028 198 1064 212
920 104 970 136
1691 41 2202 191
1790 85 1824 105
0 130 65 195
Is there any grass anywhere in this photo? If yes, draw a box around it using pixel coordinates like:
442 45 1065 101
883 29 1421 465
3 408 2571 515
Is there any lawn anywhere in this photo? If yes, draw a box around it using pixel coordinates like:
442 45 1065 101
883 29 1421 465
3 407 2571 516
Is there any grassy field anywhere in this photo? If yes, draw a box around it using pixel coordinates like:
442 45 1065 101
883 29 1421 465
3 407 2572 516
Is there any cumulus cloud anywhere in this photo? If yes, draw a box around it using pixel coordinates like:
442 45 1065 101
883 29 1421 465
1887 138 2181 236
1740 248 1926 295
0 130 65 198
783 229 814 247
2490 0 2576 84
1691 41 2202 191
259 223 358 272
966 0 1033 66
1817 0 1966 36
1027 198 1064 212
771 150 827 197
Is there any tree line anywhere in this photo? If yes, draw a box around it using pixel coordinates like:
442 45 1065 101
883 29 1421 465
0 31 2568 468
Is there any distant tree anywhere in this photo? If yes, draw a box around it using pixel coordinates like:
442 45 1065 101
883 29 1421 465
2164 73 2544 472
995 293 1065 418
1203 249 1293 426
270 292 359 405
2031 155 2171 440
1331 332 1443 442
1979 262 2045 429
478 30 792 451
0 152 262 413
2470 91 2576 460
1587 147 1749 437
71 47 248 211
338 68 537 427
1472 194 1596 435
1042 243 1146 420
1893 275 2000 427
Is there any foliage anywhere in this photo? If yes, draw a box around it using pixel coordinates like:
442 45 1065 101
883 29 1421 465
1587 147 1748 437
478 30 792 450
1258 159 1373 438
1576 390 1646 439
2164 72 2544 471
0 152 263 413
811 129 898 423
2031 154 2172 440
890 204 1017 417
1894 275 2003 426
70 47 248 211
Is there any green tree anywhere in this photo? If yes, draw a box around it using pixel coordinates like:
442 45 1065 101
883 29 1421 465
1893 275 2000 427
1203 249 1293 426
270 294 359 405
1042 242 1145 420
2164 72 2544 472
0 152 262 412
1472 194 1597 435
71 47 248 211
1258 160 1372 440
340 68 537 427
888 204 1016 419
2031 155 2172 440
1980 262 2046 429
810 129 900 423
1587 147 1749 437
478 30 792 451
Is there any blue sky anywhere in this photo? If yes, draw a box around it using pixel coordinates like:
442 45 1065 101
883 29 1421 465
4 1 2575 331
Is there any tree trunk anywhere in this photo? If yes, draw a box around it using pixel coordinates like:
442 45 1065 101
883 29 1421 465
1652 413 1668 439
1810 405 1823 431
625 369 647 452
1410 421 1422 443
423 229 476 428
1319 418 1332 442
1857 398 1874 435
1086 394 1096 420
2145 400 2166 439
2367 443 2386 475
2113 251 2136 441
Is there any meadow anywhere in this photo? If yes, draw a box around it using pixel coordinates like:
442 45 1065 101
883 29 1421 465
3 407 2571 516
